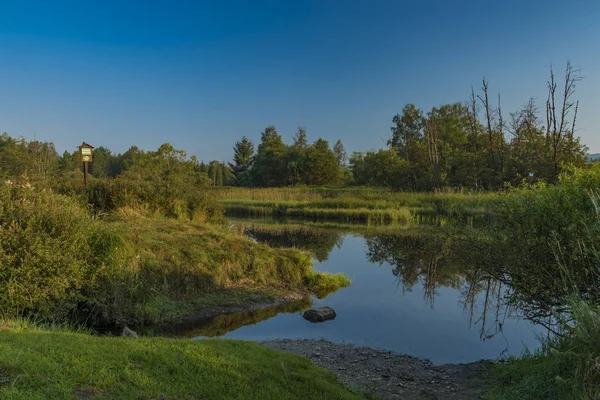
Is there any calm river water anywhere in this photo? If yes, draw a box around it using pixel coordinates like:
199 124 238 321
186 218 543 364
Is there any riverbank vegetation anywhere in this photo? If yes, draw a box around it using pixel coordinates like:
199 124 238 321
217 186 499 224
479 166 600 399
0 137 350 328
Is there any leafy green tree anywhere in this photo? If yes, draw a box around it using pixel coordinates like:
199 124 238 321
423 103 473 189
120 146 144 171
349 152 365 184
88 146 121 178
389 104 424 154
388 105 427 189
333 139 347 166
355 149 411 188
285 127 311 185
222 162 236 186
58 150 78 172
251 126 287 187
292 127 308 148
0 133 59 182
198 161 208 174
229 137 254 186
112 143 217 219
299 139 341 185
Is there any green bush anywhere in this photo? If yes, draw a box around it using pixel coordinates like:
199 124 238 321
0 181 96 318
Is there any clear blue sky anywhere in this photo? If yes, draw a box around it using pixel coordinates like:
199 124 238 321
1 0 599 161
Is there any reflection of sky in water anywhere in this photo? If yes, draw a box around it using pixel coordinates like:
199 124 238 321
197 234 542 364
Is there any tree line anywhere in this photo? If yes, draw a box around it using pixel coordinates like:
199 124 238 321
230 62 588 190
230 126 347 187
0 134 234 186
0 62 590 192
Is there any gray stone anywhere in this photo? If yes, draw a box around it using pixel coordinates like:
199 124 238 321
121 326 138 338
302 306 336 323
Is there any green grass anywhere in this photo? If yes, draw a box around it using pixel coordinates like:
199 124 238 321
485 298 600 399
216 186 499 224
0 183 350 326
0 324 362 400
86 214 352 325
303 272 352 299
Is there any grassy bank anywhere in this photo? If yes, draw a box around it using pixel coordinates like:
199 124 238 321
486 298 600 399
0 322 362 400
481 166 600 399
216 186 499 224
0 182 350 326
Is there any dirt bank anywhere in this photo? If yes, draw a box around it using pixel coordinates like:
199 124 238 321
261 339 492 400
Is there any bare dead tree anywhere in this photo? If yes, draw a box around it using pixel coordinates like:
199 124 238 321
570 100 579 141
509 98 539 163
424 117 440 185
545 61 581 178
469 87 480 189
497 93 505 179
546 65 557 138
469 87 480 150
477 78 495 163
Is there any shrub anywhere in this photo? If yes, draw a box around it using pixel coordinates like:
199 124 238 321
0 181 95 318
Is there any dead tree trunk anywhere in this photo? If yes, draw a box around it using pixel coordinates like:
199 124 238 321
546 62 581 179
424 118 440 187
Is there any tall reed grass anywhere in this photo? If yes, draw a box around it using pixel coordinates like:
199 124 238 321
217 187 499 224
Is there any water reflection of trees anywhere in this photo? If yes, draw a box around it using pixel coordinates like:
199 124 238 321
236 223 345 262
364 232 517 342
233 219 553 340
365 234 462 306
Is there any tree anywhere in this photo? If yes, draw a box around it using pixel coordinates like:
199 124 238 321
389 104 424 155
221 162 236 185
423 103 473 189
250 126 287 186
208 161 218 186
120 146 145 171
292 127 308 148
333 139 347 166
58 150 78 172
229 137 254 186
88 146 121 178
349 152 365 183
0 134 59 182
353 149 410 188
389 104 425 189
299 139 340 185
545 61 586 180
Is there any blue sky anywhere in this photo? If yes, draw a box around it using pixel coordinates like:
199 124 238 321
1 0 599 161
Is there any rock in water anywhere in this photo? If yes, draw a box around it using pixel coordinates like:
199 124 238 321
122 326 138 338
303 306 336 323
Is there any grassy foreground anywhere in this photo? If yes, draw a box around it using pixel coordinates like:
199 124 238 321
0 323 361 400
